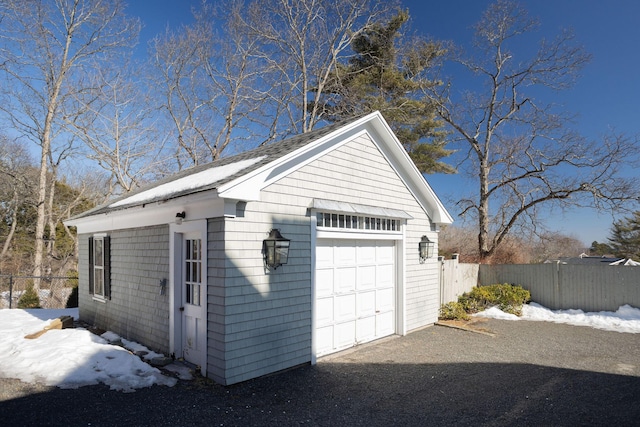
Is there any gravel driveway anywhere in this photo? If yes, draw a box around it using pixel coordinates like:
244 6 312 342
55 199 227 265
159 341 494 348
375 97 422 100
1 318 639 426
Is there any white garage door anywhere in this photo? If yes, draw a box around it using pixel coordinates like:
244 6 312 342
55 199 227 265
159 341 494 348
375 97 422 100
315 239 396 357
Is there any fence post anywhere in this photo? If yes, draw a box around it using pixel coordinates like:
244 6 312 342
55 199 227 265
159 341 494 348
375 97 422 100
438 256 444 305
9 275 13 309
553 261 561 310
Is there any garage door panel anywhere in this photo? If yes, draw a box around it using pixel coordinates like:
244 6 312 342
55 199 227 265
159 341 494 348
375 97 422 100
376 311 395 336
377 288 394 312
357 245 376 264
335 321 356 349
334 293 356 322
376 264 394 288
356 316 376 342
316 297 334 326
377 242 395 262
336 243 356 266
316 269 334 297
357 265 376 290
336 267 356 292
357 290 376 316
316 244 334 267
316 326 334 355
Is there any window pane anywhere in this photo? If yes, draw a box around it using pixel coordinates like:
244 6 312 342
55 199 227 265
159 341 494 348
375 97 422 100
192 262 199 283
193 284 200 306
94 239 103 267
193 240 200 259
94 270 103 296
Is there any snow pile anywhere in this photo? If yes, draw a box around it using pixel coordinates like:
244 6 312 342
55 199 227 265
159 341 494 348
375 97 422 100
0 308 177 392
2 302 638 392
476 302 640 333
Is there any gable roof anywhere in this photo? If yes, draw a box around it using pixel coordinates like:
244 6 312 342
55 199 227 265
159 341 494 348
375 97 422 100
67 112 453 227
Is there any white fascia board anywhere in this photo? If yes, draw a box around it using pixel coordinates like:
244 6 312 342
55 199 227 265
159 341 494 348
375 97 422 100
217 122 373 201
366 112 454 225
65 192 227 234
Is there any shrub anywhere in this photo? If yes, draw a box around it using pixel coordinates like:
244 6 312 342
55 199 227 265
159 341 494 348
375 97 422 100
439 283 531 320
462 283 530 315
439 301 470 321
66 285 78 308
18 282 41 309
66 271 79 308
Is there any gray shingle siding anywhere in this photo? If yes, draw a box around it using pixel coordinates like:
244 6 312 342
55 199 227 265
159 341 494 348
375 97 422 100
78 225 170 354
206 217 227 383
209 132 437 384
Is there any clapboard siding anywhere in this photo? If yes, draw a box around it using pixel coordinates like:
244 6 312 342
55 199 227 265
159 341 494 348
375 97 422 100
77 225 170 354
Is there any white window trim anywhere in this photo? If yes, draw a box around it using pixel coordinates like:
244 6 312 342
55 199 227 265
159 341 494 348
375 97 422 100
91 233 108 302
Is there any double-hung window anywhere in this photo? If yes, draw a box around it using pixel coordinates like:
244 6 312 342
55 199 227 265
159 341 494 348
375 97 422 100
89 235 111 300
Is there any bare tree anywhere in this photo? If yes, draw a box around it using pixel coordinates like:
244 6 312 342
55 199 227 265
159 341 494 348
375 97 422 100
236 0 398 135
530 233 586 263
0 0 139 286
0 137 37 270
69 63 164 196
427 0 639 262
438 225 532 264
149 2 271 169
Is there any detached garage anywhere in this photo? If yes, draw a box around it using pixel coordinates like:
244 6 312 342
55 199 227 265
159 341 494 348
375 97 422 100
66 112 453 385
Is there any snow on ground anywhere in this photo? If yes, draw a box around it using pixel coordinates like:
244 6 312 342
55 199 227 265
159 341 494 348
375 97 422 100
475 302 640 334
0 308 177 392
2 302 639 393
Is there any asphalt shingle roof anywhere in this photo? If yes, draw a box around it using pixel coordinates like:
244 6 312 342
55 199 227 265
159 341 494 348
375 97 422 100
72 117 360 220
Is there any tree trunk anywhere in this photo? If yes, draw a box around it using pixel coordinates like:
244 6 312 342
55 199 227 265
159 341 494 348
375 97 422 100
478 159 490 262
32 143 49 290
0 190 19 261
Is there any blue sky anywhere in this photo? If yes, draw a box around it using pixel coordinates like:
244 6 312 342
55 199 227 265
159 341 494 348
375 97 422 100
127 0 640 245
406 0 640 245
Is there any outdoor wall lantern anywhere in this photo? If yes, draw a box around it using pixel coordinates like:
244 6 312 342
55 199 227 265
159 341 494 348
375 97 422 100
419 235 434 263
175 211 186 225
263 229 290 270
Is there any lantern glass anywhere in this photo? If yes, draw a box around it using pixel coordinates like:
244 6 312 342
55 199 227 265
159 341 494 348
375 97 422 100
263 229 290 269
419 235 434 263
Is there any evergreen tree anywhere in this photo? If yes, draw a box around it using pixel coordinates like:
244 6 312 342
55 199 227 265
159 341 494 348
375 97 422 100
608 212 640 261
316 10 454 174
589 241 613 257
17 282 41 309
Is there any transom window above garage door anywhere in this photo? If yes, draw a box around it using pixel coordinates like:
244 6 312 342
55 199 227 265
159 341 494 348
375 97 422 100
317 212 401 231
313 199 412 234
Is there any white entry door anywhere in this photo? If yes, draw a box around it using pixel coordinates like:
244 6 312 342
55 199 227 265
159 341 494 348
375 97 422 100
315 239 396 357
181 233 206 369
